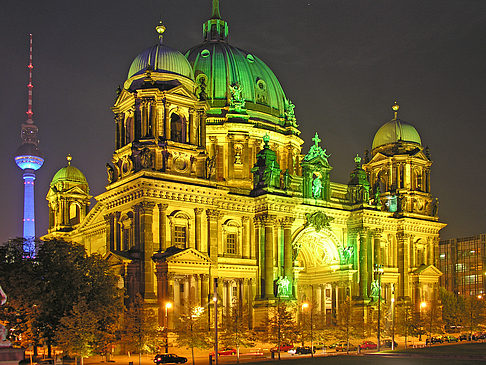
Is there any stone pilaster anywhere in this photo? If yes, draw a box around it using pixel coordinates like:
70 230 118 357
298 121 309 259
262 214 277 299
138 201 156 300
397 232 411 299
206 209 223 261
158 203 168 252
358 229 369 299
194 208 204 251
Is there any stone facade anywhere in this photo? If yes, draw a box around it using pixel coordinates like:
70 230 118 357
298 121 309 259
43 3 445 328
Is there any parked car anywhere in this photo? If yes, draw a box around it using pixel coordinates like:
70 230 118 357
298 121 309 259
328 341 341 349
154 354 188 364
210 348 236 356
288 346 315 355
426 337 443 345
459 333 472 341
443 335 458 342
381 339 398 348
270 344 294 353
359 341 377 350
335 342 358 352
37 359 55 365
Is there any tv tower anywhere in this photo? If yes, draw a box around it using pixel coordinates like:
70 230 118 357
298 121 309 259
14 34 44 254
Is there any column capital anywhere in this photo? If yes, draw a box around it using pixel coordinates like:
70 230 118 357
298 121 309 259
397 232 412 241
206 208 223 220
158 203 169 211
260 214 277 226
194 207 204 215
242 216 250 223
280 216 295 228
372 228 384 238
137 201 156 214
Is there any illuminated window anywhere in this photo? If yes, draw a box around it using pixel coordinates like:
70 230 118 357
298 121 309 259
227 233 237 254
174 226 187 248
170 113 186 143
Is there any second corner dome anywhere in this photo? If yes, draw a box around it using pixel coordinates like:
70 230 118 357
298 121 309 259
127 43 194 80
372 119 422 150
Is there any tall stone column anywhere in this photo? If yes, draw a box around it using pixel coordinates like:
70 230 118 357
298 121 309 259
253 217 262 297
104 214 114 252
263 215 276 299
242 217 250 258
154 261 168 327
397 232 411 299
358 229 369 299
138 202 156 300
194 208 204 251
201 274 209 308
373 229 383 266
206 209 223 261
158 204 168 252
282 217 294 283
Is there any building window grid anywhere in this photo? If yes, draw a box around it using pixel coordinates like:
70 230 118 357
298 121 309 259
226 233 237 254
174 225 187 248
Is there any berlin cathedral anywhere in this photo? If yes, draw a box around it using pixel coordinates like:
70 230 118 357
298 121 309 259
43 1 445 328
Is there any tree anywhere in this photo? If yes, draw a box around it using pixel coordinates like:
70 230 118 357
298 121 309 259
439 287 463 330
176 305 211 365
396 301 414 347
121 295 160 365
462 296 485 337
56 299 95 365
220 302 254 362
337 296 362 352
0 239 123 358
266 300 297 358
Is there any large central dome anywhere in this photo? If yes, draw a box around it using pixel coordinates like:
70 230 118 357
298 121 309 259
185 2 294 126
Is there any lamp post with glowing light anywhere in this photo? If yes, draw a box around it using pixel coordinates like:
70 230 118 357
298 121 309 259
301 302 308 347
374 264 384 351
419 301 426 342
165 302 173 353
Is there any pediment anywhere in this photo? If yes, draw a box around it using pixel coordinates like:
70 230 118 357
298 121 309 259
113 89 133 108
165 247 212 265
166 84 198 100
412 264 442 277
104 251 131 266
367 152 388 164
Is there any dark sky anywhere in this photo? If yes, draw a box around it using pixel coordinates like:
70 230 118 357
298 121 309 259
1 0 485 243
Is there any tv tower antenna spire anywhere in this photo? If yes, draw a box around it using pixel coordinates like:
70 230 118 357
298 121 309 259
14 34 44 255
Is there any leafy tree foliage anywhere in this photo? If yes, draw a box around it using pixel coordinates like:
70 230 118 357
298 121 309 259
120 294 160 365
266 300 297 347
176 305 211 365
0 239 123 357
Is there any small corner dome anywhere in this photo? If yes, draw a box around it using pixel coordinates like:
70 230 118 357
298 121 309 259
50 156 88 189
372 119 422 150
127 43 194 80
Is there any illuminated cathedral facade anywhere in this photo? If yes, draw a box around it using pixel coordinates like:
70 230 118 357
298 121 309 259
43 1 445 328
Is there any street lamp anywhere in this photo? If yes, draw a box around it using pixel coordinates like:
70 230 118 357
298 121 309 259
419 301 426 343
391 297 395 351
165 302 173 353
374 264 384 351
301 302 309 347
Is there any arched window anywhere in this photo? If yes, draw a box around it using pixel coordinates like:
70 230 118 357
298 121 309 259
69 203 80 225
168 211 191 249
223 219 241 256
170 113 186 143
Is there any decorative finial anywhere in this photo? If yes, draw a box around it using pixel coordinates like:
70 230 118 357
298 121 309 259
212 0 221 19
354 154 361 167
392 101 399 119
156 20 166 44
263 134 270 148
312 132 321 147
26 33 34 124
66 154 72 166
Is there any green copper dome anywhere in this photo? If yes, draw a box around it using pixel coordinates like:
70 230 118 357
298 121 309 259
50 155 88 188
185 1 292 124
372 103 421 150
372 119 422 150
186 42 288 118
127 23 193 80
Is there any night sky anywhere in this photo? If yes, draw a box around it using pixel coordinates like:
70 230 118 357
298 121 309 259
1 0 485 244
